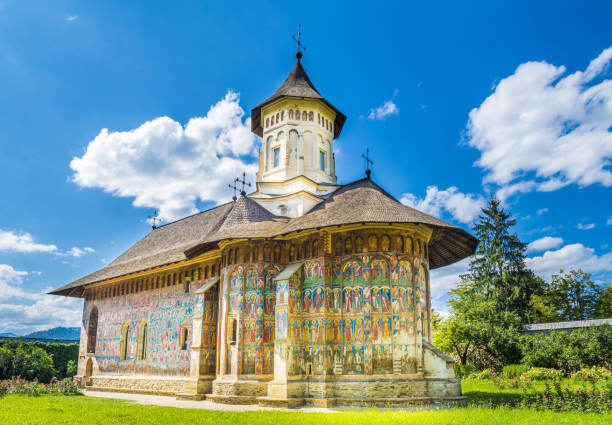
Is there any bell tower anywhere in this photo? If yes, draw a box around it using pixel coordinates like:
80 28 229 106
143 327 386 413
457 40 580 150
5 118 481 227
249 45 346 217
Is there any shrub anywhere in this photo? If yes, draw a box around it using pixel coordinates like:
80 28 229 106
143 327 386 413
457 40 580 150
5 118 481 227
503 364 529 378
524 367 563 381
65 360 77 378
453 364 476 378
467 368 496 380
573 366 612 382
0 377 81 397
0 340 78 380
519 381 612 413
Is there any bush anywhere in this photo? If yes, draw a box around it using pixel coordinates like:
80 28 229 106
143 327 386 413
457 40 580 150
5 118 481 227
503 364 529 378
573 366 612 382
0 340 78 380
524 367 563 381
519 381 612 413
453 364 477 378
0 377 81 397
467 368 496 380
0 346 57 383
65 360 77 378
520 325 612 374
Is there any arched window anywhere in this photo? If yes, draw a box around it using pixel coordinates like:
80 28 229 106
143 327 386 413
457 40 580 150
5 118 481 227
180 326 189 351
273 244 281 262
381 235 391 252
302 111 307 120
276 113 280 123
355 236 364 253
119 322 129 361
137 321 148 361
204 265 209 279
264 244 271 262
309 111 314 121
312 239 318 257
394 236 404 253
368 235 378 252
281 110 284 121
87 306 98 354
304 241 311 258
230 319 237 344
345 237 353 255
265 118 269 128
295 110 300 120
289 109 294 119
289 245 296 262
335 238 343 256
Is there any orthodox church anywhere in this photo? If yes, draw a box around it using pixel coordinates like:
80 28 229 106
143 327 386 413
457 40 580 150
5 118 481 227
51 49 478 407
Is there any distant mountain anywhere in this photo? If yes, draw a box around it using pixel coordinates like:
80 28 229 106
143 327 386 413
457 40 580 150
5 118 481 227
0 332 17 337
25 327 80 340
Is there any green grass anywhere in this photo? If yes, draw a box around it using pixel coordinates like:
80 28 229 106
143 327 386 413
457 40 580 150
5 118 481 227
1 393 610 425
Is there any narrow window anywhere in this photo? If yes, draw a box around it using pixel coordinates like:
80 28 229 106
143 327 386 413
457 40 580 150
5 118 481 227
230 319 237 345
181 327 189 350
137 322 148 361
320 150 326 171
87 307 98 354
274 147 280 168
119 323 129 361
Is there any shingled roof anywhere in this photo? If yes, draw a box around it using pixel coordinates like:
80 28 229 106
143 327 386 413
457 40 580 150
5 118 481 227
251 59 346 139
50 178 477 297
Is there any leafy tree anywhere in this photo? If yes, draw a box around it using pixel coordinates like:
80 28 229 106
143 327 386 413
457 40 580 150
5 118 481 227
66 360 77 377
548 269 601 320
593 285 612 319
433 315 474 365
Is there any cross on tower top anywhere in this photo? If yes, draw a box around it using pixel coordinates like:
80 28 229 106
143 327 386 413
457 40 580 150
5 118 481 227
228 180 240 201
292 24 306 60
235 172 251 197
148 210 161 230
362 149 374 179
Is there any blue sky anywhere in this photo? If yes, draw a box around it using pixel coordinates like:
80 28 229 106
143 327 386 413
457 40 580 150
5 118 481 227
1 0 611 334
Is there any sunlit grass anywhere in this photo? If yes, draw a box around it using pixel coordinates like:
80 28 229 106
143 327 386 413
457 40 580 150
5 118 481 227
1 393 610 425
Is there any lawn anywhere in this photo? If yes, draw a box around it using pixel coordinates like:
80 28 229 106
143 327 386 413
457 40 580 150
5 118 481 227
0 392 610 425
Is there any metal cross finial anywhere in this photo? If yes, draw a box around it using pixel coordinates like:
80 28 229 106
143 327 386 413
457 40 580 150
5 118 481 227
362 149 374 178
228 180 240 201
292 24 306 59
235 172 251 196
148 210 161 229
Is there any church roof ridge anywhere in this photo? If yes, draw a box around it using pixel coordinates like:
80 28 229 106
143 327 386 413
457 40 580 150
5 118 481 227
250 60 346 138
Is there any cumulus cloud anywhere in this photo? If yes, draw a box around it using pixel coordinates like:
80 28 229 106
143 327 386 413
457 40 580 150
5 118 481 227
0 264 82 334
0 229 57 253
367 90 399 120
59 246 95 258
71 91 258 222
527 236 564 252
466 46 612 197
525 243 612 280
577 222 596 230
401 186 486 224
537 208 549 216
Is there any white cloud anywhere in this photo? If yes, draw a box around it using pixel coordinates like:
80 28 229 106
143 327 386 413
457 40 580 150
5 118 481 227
577 222 596 230
525 243 612 280
71 90 258 222
368 90 399 120
401 186 485 224
60 246 95 258
0 264 82 335
527 236 564 252
466 46 612 197
430 258 470 315
606 217 612 226
0 229 57 253
537 208 549 216
65 15 78 21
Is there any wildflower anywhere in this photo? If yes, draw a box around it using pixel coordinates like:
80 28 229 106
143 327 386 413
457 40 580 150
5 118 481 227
564 387 568 391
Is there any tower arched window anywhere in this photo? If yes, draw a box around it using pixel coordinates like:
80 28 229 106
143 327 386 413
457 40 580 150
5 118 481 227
276 113 280 123
281 110 284 121
87 306 98 354
273 244 281 262
265 118 269 128
309 111 314 121
295 110 300 120
289 109 294 119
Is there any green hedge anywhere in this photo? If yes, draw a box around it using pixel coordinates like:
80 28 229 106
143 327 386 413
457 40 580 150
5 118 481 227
0 340 79 380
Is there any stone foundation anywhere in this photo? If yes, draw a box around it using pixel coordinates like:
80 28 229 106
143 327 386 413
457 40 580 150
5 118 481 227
79 375 191 396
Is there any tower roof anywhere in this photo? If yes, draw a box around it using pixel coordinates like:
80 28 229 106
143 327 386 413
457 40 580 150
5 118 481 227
251 60 346 139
